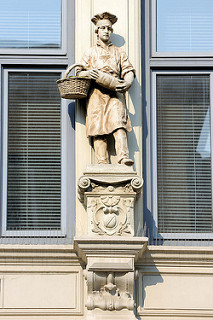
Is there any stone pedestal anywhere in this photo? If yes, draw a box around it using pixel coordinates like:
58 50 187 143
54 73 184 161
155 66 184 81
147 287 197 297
78 165 143 236
76 165 147 320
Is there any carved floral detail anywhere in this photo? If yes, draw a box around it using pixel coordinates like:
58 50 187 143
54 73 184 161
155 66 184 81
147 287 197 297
123 198 134 212
91 182 105 192
87 198 98 213
117 221 131 235
101 195 120 207
121 183 134 193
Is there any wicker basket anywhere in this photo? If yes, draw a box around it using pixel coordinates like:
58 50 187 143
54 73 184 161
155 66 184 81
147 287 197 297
57 64 91 99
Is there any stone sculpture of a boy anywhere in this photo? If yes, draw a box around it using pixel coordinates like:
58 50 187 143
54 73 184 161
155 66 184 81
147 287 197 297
77 12 135 165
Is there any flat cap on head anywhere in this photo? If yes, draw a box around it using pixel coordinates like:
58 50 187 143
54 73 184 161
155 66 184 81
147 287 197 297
91 12 118 25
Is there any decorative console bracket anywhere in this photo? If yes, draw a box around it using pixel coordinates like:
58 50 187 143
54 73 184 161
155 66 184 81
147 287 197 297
74 237 148 320
78 165 143 236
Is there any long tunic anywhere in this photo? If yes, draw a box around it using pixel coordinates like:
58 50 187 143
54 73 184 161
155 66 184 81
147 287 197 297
79 41 135 137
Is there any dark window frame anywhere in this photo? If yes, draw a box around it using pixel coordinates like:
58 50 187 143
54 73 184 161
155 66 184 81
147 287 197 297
142 0 213 245
0 0 67 56
0 0 75 244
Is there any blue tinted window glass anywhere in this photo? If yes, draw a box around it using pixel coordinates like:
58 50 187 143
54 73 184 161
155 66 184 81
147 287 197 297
157 75 212 233
157 0 213 52
0 0 61 48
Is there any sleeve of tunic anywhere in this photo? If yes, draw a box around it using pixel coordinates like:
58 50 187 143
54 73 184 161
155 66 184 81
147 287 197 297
119 48 136 79
76 48 92 74
80 48 92 70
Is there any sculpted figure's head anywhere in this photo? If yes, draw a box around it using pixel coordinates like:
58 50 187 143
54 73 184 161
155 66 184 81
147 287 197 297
96 20 112 43
91 12 118 43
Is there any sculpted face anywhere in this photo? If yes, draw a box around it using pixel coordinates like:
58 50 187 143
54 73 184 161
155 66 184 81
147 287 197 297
97 19 112 43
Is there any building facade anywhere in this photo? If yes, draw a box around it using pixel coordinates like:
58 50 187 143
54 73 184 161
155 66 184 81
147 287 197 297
0 0 213 319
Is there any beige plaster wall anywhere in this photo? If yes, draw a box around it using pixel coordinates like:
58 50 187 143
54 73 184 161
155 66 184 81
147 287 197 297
0 245 85 320
75 0 143 237
136 246 213 320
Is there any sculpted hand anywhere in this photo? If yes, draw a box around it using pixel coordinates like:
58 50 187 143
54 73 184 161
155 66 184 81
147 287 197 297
116 71 134 92
88 69 99 80
79 69 99 80
115 80 132 93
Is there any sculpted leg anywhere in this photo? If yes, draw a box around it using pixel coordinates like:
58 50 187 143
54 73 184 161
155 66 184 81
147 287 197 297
93 135 109 164
113 129 134 165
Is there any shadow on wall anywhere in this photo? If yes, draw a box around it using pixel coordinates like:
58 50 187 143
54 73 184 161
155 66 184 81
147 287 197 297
129 78 143 128
143 207 164 246
70 99 87 127
136 255 164 311
128 77 142 169
68 101 76 129
134 200 164 245
110 33 125 47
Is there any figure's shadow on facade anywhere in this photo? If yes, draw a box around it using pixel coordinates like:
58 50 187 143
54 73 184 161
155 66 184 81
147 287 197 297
111 33 125 47
143 207 164 245
135 257 163 314
128 78 142 169
111 34 141 167
68 101 76 129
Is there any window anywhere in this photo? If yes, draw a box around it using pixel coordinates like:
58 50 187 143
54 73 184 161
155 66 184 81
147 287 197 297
0 0 75 243
152 0 213 56
153 72 212 236
143 0 213 244
2 70 67 236
0 0 66 54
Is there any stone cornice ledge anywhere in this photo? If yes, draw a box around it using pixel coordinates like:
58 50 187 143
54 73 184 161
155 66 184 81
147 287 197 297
0 244 81 266
136 245 213 267
138 308 213 318
74 237 148 265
